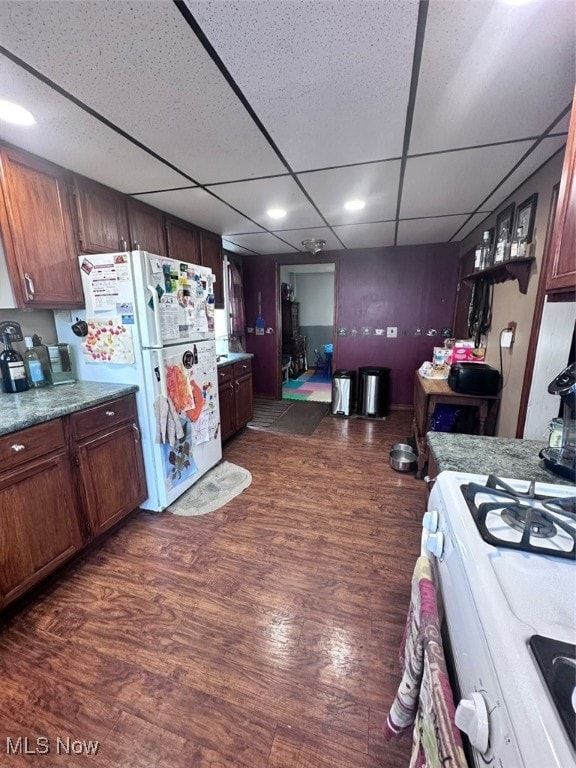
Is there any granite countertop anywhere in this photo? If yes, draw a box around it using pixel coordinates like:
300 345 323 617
427 432 573 486
216 352 254 368
0 381 138 437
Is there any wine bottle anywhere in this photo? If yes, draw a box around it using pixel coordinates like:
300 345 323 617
24 336 49 388
0 332 29 393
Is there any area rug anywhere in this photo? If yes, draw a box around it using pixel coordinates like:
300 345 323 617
282 369 331 403
265 401 329 436
168 461 252 516
248 398 292 428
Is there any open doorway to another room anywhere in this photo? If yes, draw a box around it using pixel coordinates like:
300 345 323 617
280 263 335 403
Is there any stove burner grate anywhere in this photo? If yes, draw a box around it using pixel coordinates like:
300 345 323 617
462 475 576 559
500 504 557 539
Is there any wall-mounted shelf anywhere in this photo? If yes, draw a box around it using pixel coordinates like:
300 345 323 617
462 257 535 295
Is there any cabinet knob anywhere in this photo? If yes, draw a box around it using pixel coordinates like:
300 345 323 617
11 443 26 452
105 410 115 417
24 272 35 301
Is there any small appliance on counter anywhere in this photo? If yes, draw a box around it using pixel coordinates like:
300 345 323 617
448 362 501 396
47 343 76 385
540 362 576 481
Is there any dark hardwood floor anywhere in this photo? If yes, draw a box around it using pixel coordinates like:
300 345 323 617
0 410 425 767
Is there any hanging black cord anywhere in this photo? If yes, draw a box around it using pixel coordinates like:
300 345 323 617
467 278 493 346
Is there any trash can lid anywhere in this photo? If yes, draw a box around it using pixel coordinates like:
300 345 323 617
359 366 390 374
333 369 356 377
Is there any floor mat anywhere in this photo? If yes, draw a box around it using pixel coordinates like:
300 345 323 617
265 401 329 436
248 398 293 428
282 369 331 403
167 461 252 516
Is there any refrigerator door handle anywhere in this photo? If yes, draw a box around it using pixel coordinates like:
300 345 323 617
146 283 164 349
156 348 168 398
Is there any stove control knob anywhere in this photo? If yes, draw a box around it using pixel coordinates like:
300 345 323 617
455 692 489 754
425 531 444 559
422 510 438 532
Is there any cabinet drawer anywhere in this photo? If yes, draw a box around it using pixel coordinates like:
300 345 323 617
233 359 252 378
70 395 137 440
218 365 233 384
0 419 66 474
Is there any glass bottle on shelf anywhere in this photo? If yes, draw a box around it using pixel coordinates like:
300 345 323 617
510 226 527 260
494 226 510 264
24 336 49 388
480 230 492 269
0 332 29 393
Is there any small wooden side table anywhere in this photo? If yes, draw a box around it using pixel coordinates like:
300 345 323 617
413 372 501 478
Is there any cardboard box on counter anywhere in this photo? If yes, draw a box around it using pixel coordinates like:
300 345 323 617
451 341 486 363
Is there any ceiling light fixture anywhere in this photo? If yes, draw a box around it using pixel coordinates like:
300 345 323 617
301 238 326 255
267 207 286 219
344 199 365 211
0 100 36 126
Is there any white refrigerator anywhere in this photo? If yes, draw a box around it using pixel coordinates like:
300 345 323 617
55 250 222 512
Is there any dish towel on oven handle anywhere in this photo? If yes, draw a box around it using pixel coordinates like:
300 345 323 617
383 555 467 768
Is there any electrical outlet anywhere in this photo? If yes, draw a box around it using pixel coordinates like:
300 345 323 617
387 326 397 338
501 321 517 348
508 321 517 344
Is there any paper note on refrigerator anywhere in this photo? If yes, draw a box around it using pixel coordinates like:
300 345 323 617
82 319 135 364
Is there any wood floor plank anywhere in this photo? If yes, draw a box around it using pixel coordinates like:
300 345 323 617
0 410 422 768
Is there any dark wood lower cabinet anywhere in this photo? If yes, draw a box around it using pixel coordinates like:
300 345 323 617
0 451 82 608
218 359 253 442
0 393 146 611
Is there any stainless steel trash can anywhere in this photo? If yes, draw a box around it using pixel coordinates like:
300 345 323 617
358 366 390 418
331 369 356 416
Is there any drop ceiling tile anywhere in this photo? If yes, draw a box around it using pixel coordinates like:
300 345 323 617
410 0 575 153
335 222 396 249
401 141 532 219
397 215 471 246
271 228 344 252
209 176 325 230
481 136 567 213
0 0 286 183
453 211 494 243
223 239 258 256
132 188 263 235
187 0 419 169
221 232 299 255
297 161 401 225
0 57 191 191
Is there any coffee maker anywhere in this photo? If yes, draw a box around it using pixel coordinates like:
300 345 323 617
540 362 576 481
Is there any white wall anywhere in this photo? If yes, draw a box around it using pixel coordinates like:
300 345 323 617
294 272 335 326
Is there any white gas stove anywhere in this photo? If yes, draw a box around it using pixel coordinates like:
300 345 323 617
423 471 575 768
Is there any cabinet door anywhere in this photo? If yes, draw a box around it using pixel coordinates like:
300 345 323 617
74 175 129 253
199 230 224 308
218 381 236 442
0 452 82 608
546 93 576 295
166 216 201 264
235 373 253 430
0 146 84 308
126 198 167 256
76 420 146 536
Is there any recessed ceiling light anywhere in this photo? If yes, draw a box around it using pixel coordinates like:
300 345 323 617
344 199 365 211
267 207 286 219
0 100 35 126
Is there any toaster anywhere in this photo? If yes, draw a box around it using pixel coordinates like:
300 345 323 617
448 362 501 396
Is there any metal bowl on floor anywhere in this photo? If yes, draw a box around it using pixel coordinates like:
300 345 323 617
389 449 417 472
390 442 414 454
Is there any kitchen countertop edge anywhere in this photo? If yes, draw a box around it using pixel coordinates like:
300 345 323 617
0 381 139 436
427 431 572 486
217 352 254 368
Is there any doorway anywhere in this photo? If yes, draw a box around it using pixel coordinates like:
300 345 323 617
279 263 335 403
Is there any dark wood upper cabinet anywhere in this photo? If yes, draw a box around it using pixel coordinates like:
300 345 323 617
165 215 201 264
199 229 224 308
546 87 576 297
0 146 84 308
126 197 167 256
74 175 129 254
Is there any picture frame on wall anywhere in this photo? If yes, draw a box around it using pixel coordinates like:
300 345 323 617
494 203 515 262
515 193 538 243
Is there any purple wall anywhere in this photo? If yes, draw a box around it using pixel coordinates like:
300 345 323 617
243 244 460 405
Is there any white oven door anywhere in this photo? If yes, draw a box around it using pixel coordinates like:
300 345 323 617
422 495 524 768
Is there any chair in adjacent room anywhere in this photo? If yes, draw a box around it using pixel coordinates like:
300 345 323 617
313 348 331 378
